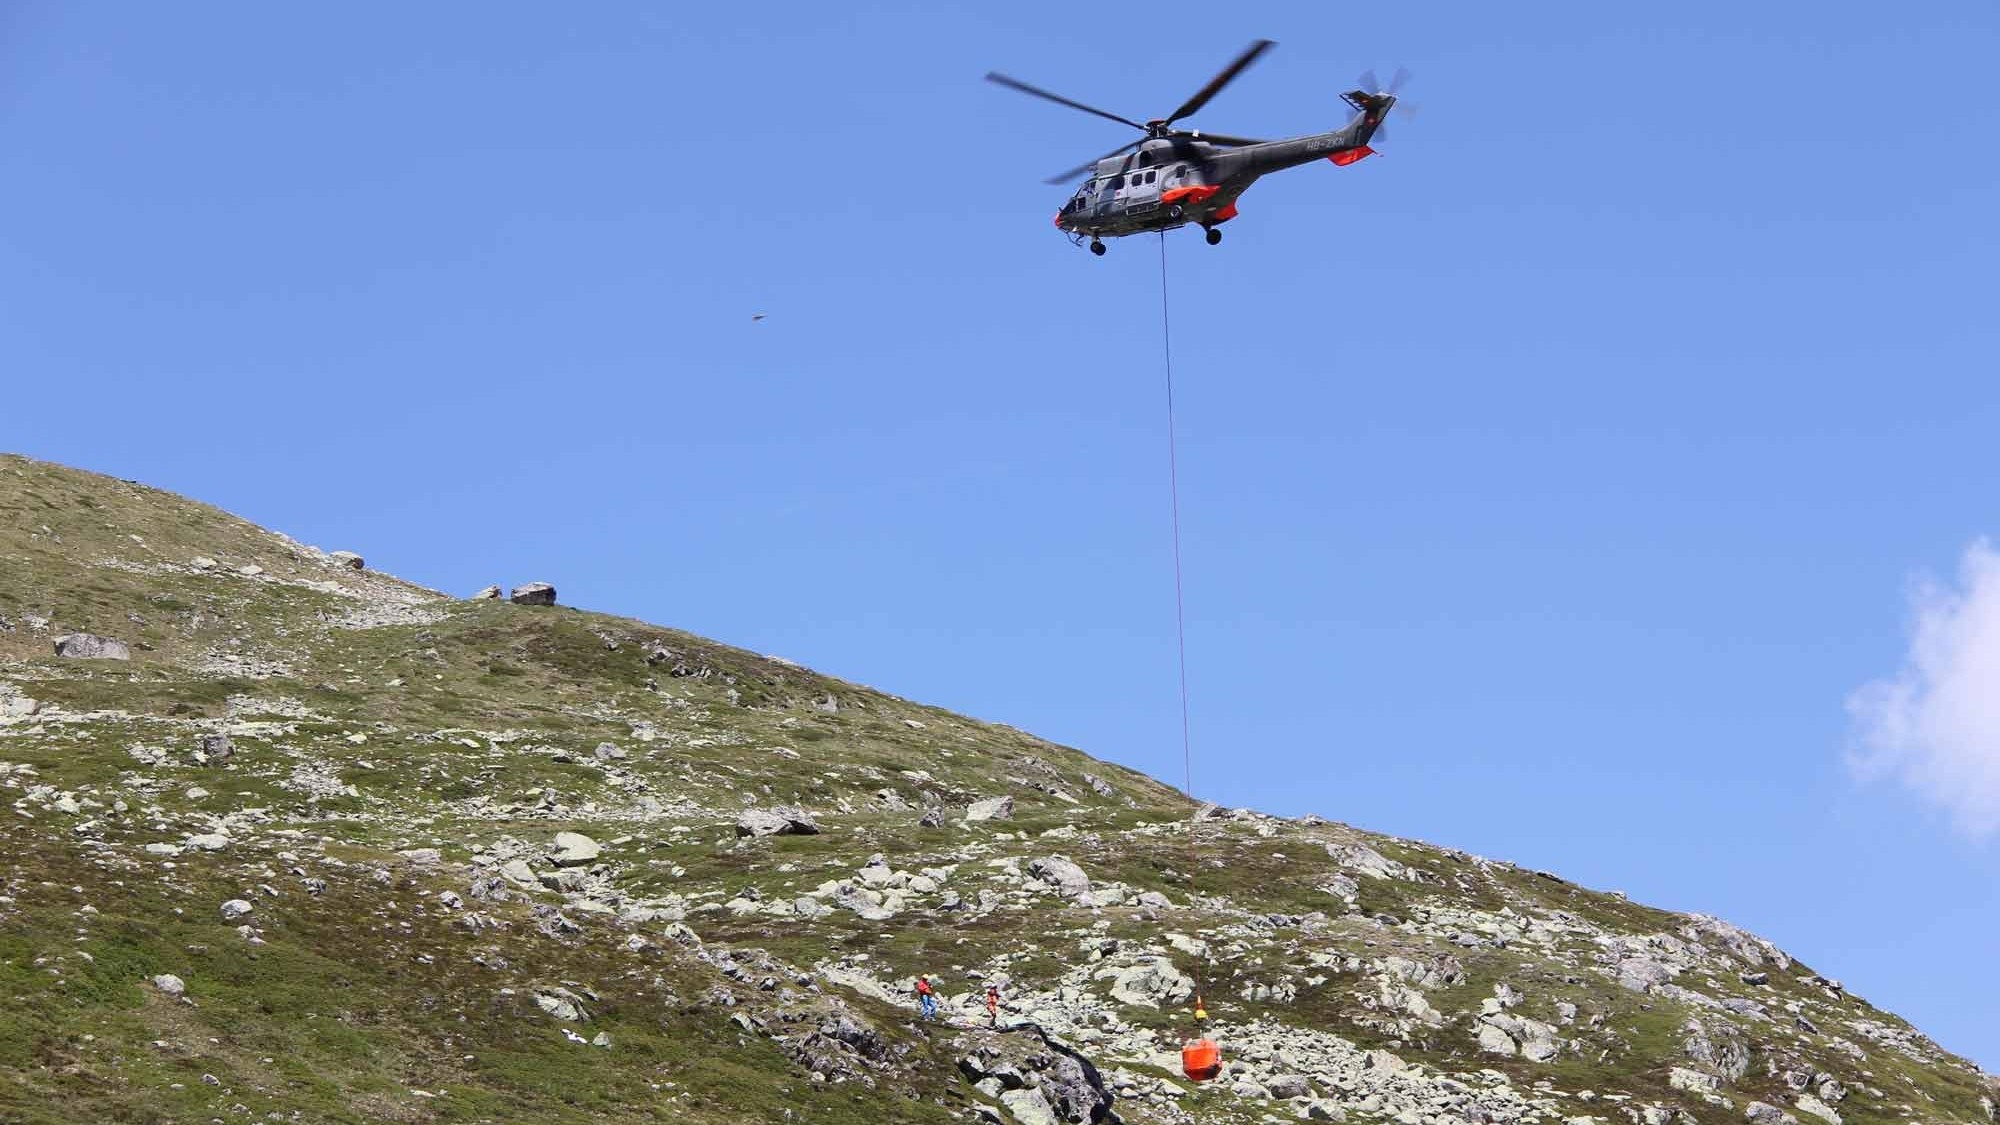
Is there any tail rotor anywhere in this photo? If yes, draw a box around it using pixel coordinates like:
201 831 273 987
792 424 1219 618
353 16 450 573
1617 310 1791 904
1354 66 1416 143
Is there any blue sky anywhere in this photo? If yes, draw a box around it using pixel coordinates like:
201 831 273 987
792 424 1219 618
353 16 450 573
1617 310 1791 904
4 1 1996 1069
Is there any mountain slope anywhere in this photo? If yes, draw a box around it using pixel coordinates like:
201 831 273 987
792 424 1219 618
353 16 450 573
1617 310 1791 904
1 452 1992 1125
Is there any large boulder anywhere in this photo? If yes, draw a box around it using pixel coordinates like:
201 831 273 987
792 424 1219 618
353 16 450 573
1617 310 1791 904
470 585 502 600
1028 856 1092 901
965 796 1014 823
1104 958 1194 1008
551 831 601 866
328 551 365 570
510 582 557 606
736 807 820 837
54 633 130 660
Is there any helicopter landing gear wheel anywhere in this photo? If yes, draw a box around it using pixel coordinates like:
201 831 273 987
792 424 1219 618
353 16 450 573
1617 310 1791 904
1089 240 1106 256
1204 227 1222 246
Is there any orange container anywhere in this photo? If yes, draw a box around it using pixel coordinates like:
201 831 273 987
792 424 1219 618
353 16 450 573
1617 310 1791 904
1181 1038 1221 1083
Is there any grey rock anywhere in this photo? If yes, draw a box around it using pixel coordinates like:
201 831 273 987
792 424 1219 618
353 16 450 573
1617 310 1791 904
195 733 234 764
1028 856 1092 901
1035 1052 1109 1122
1746 1103 1799 1125
593 742 627 761
497 859 539 887
220 899 254 921
966 796 1014 822
1617 957 1675 993
1267 1074 1312 1099
510 582 557 606
54 633 130 660
1326 841 1408 880
187 833 230 852
535 987 590 1022
329 551 365 570
551 831 601 866
540 869 589 893
1671 1068 1721 1094
919 807 943 828
999 1087 1061 1125
471 585 502 600
151 974 186 997
1106 958 1194 1008
736 806 820 837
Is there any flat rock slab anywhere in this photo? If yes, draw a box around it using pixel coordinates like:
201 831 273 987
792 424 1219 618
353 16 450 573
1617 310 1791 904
966 796 1014 822
54 633 130 660
510 583 557 606
737 807 821 837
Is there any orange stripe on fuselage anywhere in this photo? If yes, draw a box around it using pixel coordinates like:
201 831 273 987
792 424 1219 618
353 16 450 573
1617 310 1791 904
1160 184 1221 206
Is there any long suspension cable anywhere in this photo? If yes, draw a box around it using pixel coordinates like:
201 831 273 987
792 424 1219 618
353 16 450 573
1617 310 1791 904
1158 232 1208 1038
1158 233 1195 810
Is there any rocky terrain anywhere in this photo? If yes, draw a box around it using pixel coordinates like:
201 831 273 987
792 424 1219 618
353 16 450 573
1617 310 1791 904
1 452 1994 1125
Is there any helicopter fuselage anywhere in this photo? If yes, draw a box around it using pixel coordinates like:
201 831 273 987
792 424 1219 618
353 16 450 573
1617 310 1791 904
1054 99 1387 242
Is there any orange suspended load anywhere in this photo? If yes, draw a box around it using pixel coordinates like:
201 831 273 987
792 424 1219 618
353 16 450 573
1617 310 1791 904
1181 1038 1221 1083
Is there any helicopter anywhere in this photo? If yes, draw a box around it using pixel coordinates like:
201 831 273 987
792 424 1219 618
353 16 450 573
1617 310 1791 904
986 40 1405 254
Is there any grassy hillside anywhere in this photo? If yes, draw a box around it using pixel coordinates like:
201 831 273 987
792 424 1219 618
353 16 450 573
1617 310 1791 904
2 453 1992 1125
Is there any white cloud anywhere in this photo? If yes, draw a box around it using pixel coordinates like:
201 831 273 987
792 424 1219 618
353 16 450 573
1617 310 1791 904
1848 540 2000 840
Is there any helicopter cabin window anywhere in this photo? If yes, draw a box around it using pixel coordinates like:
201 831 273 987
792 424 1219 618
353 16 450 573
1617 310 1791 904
1146 170 1157 183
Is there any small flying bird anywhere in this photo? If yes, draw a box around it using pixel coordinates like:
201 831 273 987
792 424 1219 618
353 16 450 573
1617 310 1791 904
751 313 767 323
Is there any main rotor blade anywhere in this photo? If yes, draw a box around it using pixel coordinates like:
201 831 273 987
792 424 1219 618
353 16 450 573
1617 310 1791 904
985 72 1147 131
1387 66 1412 94
1165 38 1275 124
1175 130 1267 147
1043 139 1141 184
1358 69 1379 94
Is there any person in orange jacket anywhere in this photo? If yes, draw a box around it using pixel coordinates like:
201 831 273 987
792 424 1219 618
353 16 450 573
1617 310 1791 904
985 982 1001 1026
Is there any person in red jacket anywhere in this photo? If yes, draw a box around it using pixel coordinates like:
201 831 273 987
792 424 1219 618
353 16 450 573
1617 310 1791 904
915 974 938 1020
985 983 1001 1026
